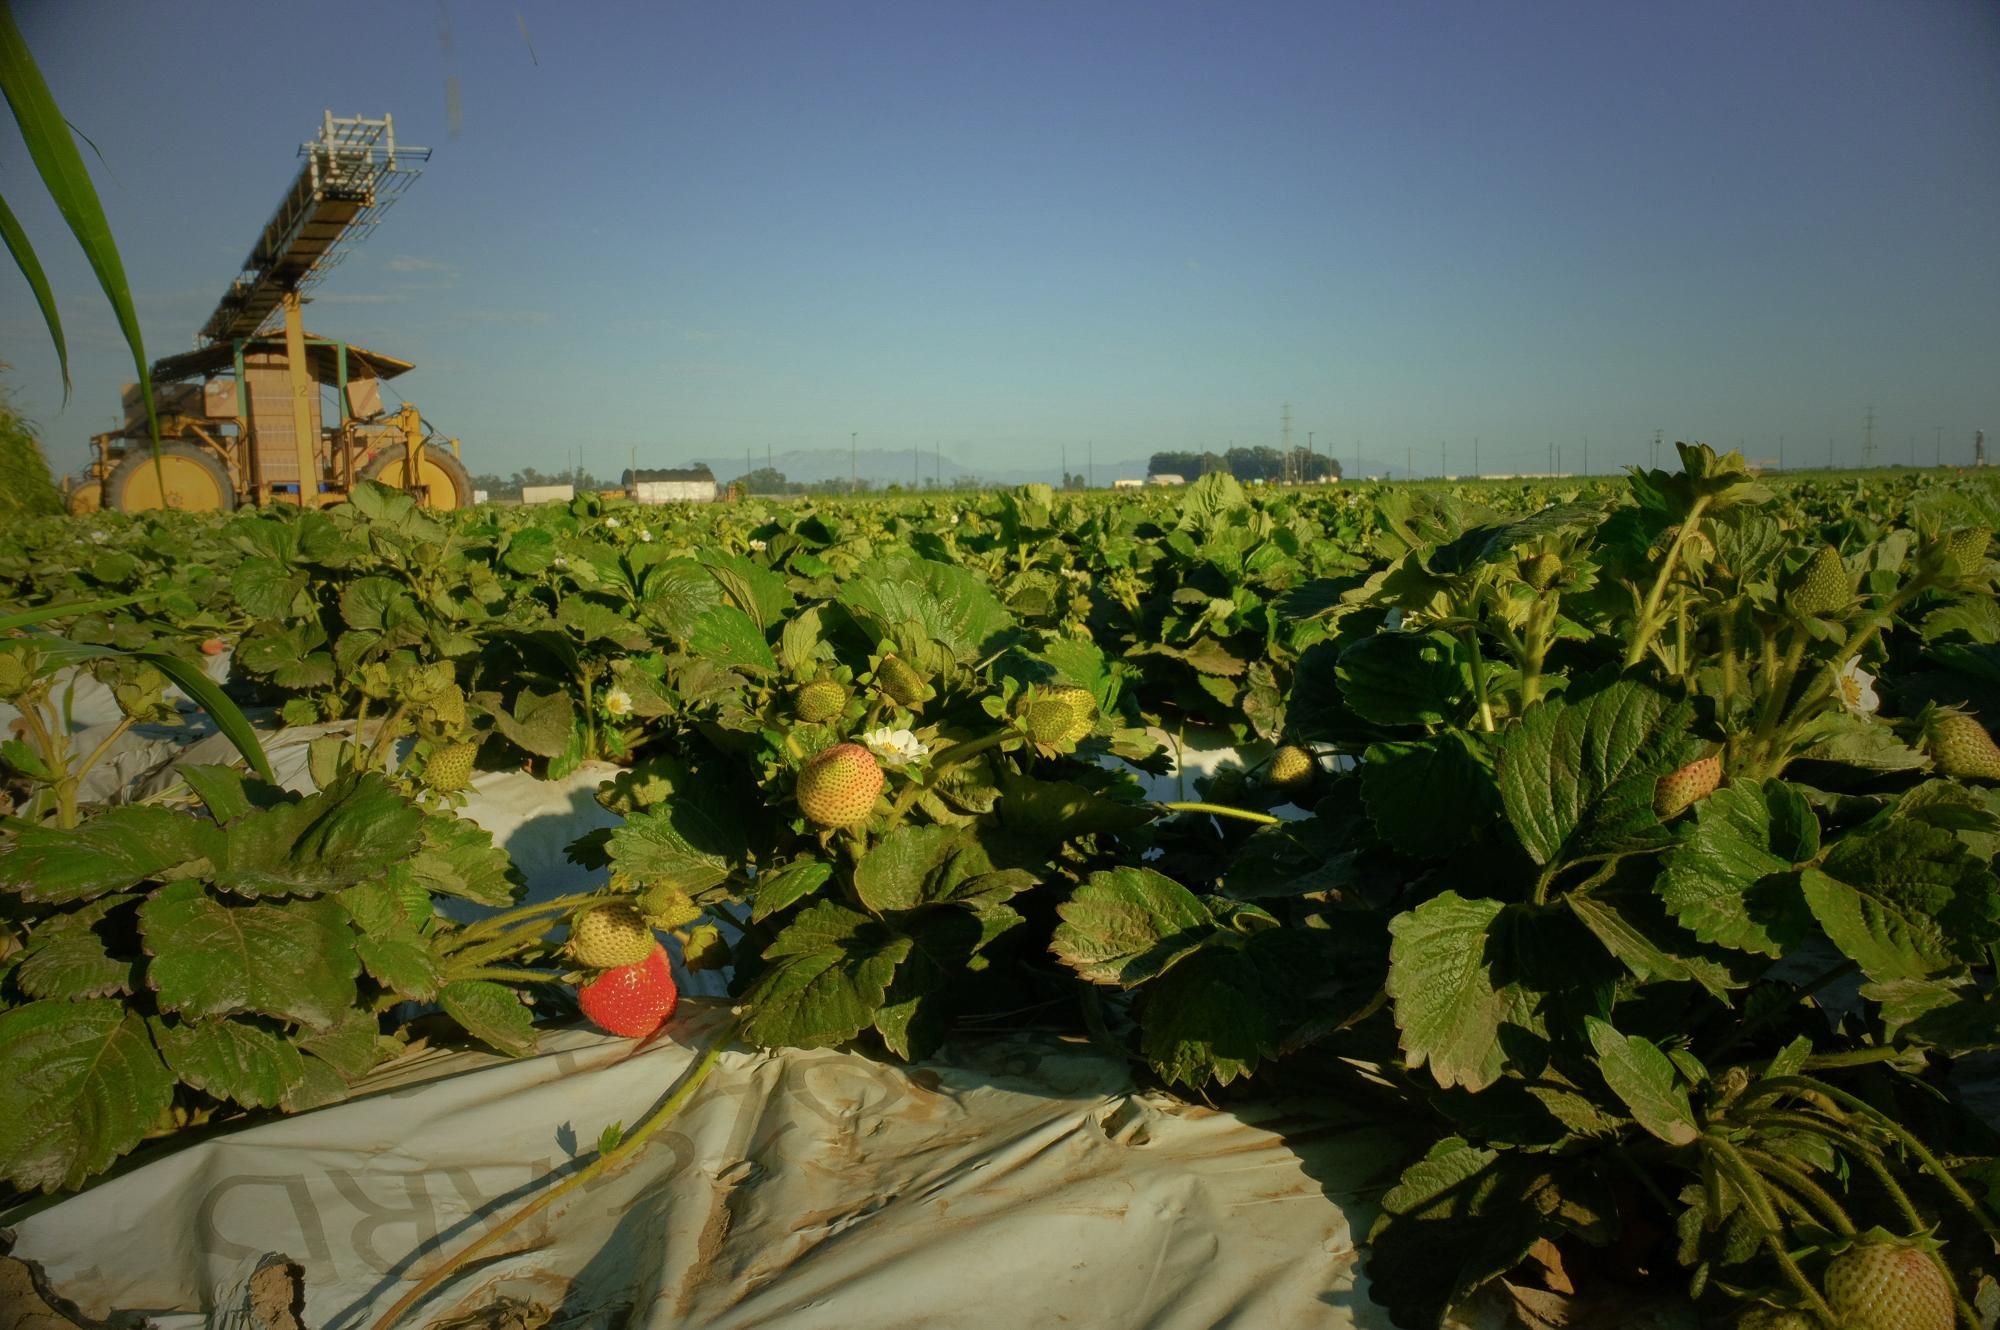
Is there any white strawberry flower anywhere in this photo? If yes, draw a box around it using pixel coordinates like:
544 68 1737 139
605 516 622 529
1835 657 1879 716
861 726 929 766
604 687 634 717
552 556 568 570
638 528 653 542
749 539 768 552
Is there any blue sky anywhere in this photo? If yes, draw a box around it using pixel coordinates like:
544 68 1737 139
3 0 1997 482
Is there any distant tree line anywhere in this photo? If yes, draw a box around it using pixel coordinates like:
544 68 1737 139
466 466 605 499
1147 447 1340 482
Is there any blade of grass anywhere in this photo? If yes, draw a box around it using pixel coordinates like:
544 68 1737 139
0 591 163 632
0 0 157 456
29 636 275 784
0 187 67 399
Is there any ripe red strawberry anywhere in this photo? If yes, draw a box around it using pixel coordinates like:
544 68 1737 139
577 943 679 1038
1654 755 1722 818
1823 1235 1953 1330
199 638 228 656
794 679 848 724
1269 744 1317 789
568 901 657 969
796 742 884 827
1924 708 2000 781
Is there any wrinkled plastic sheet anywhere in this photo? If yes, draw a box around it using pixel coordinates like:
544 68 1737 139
7 1007 1404 1329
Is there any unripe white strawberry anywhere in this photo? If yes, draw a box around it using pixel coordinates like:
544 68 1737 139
1269 745 1317 789
1654 755 1722 818
794 679 848 723
423 741 478 793
1924 708 2000 781
1043 686 1097 744
568 901 658 969
796 742 884 828
1824 1235 1953 1330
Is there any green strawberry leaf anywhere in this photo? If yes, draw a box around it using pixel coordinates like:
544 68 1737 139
853 825 963 914
407 814 522 908
0 999 174 1192
1800 815 2000 982
608 801 736 896
294 1007 387 1080
751 859 835 923
1334 629 1469 727
438 979 537 1057
1138 944 1281 1087
13 895 139 1000
1360 732 1497 858
738 901 913 1050
1385 892 1546 1092
491 687 576 758
1584 1018 1698 1146
1049 867 1216 988
0 805 216 904
152 1016 306 1110
1658 780 1817 957
838 556 1017 663
140 882 359 1029
211 774 425 898
686 604 776 673
1495 678 1697 872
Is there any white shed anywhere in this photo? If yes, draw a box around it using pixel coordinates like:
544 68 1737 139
1148 474 1186 487
520 484 575 504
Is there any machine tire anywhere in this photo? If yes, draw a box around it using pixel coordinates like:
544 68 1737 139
66 480 104 514
359 443 474 510
104 442 235 513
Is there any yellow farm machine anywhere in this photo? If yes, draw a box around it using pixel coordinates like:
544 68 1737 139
69 113 472 515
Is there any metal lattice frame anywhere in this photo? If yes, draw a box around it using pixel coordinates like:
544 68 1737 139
197 113 431 343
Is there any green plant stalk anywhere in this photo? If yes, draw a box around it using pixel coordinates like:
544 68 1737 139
1716 604 1741 720
447 965 559 985
1737 1144 1856 1236
882 729 1012 829
1673 585 1689 678
1461 625 1495 733
1623 495 1712 668
1159 801 1283 826
439 892 602 952
366 1021 734 1330
364 701 411 774
1702 1133 1838 1324
1753 1076 2000 1241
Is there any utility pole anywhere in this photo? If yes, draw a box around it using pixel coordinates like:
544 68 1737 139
1778 434 1785 470
936 441 942 489
1652 429 1663 469
1355 438 1361 481
1581 436 1588 476
1935 426 1943 468
1062 443 1068 490
1474 436 1480 477
1548 439 1555 475
1441 440 1447 479
1406 445 1412 479
850 431 857 492
1088 440 1094 489
1282 402 1293 485
1862 406 1875 468
1307 431 1314 483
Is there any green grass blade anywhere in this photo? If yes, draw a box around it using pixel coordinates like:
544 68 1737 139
28 636 276 784
0 591 162 632
0 0 157 453
0 186 68 400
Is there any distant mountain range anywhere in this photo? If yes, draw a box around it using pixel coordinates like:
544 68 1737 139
688 448 1160 489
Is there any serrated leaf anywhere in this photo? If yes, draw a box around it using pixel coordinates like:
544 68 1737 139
853 825 962 914
1139 946 1280 1087
997 770 1153 842
280 1054 351 1113
1800 811 2000 982
212 774 425 898
1658 781 1817 958
1585 1018 1698 1146
1360 732 1496 858
750 859 834 923
0 1000 174 1192
295 1007 386 1080
15 895 138 1000
1334 629 1468 727
837 556 1017 663
492 687 576 758
152 1017 306 1110
686 603 776 673
0 805 215 903
438 979 537 1056
1386 892 1545 1092
739 902 911 1049
873 909 982 1060
608 802 734 895
1496 679 1697 871
407 814 522 908
140 882 359 1029
1564 889 1738 1002
1050 866 1216 987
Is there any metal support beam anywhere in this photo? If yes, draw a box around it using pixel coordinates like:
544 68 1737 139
281 291 319 507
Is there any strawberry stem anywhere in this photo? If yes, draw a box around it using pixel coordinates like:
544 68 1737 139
366 1018 736 1330
1158 801 1282 826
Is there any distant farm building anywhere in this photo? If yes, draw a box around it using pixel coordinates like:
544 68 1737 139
1113 478 1144 490
520 484 575 504
623 466 718 504
1148 474 1186 487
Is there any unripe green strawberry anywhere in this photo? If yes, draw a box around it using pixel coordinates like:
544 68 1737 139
1924 708 2000 780
423 740 478 792
1269 744 1317 789
794 679 848 724
1787 544 1851 617
1944 527 1990 572
796 742 885 827
1824 1236 1953 1330
569 901 658 969
876 655 928 708
430 682 467 729
1043 686 1098 743
636 882 703 929
1025 699 1078 745
576 943 678 1038
1734 1307 1814 1330
1654 754 1722 818
1520 552 1563 590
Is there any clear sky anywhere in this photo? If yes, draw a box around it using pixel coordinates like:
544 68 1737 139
3 0 1997 482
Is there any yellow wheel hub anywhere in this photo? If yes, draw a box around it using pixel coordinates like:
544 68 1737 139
118 453 229 511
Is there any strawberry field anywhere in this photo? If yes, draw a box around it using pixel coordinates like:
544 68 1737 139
4 449 2000 1329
